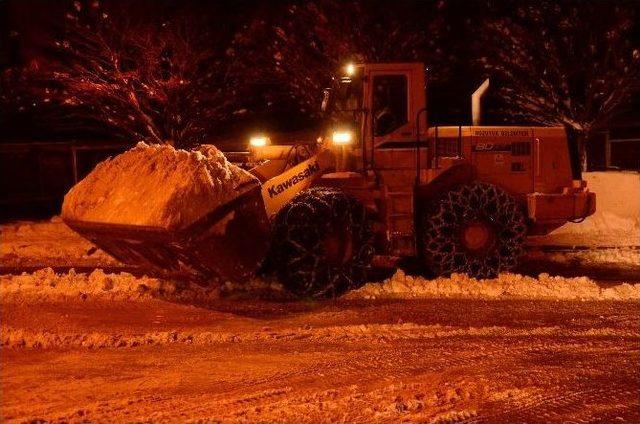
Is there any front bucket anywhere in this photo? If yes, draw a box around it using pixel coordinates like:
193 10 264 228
65 186 271 282
184 186 271 281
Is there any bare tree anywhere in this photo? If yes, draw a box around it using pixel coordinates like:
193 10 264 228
2 1 246 147
477 0 640 169
2 0 457 141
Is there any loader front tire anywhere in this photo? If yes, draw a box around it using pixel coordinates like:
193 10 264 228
420 182 527 278
272 187 375 297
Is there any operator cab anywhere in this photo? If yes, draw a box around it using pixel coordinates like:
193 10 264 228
330 63 428 170
325 63 429 256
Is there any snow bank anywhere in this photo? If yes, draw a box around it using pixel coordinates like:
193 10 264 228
345 270 640 301
0 217 119 267
62 142 257 230
0 268 219 303
530 172 640 247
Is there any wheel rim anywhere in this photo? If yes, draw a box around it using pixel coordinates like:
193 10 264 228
460 220 495 252
421 182 527 278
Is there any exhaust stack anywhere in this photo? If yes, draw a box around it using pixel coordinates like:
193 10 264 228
471 78 490 126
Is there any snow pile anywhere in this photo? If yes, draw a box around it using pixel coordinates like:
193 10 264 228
345 270 640 301
62 142 257 230
0 268 219 303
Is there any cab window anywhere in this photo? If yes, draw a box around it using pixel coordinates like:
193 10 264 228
372 75 408 136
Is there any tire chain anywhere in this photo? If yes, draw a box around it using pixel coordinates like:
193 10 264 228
422 182 527 278
272 187 375 297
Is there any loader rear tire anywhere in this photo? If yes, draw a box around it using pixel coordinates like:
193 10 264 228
420 182 527 278
272 187 375 297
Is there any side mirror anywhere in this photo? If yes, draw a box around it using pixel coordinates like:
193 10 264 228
321 88 331 112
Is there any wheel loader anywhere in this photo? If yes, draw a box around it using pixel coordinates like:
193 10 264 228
64 62 596 297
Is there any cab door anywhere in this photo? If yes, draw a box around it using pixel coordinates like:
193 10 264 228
361 63 427 257
362 63 427 153
361 64 428 173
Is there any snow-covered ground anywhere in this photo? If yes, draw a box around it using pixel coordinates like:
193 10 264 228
0 217 120 268
522 247 639 281
2 273 639 423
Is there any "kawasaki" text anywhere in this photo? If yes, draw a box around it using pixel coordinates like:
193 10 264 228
266 162 320 198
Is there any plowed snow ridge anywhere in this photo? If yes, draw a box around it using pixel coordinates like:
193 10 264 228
0 268 220 303
3 324 636 349
1 268 638 303
345 270 640 301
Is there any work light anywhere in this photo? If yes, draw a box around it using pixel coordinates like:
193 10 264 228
332 130 353 145
344 63 356 76
249 135 269 147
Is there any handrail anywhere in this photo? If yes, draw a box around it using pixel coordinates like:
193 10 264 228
415 107 428 185
370 112 377 169
361 109 368 171
434 126 439 169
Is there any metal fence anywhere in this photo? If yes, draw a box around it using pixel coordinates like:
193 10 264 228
0 141 132 220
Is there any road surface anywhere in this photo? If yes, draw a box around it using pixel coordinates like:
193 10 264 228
2 295 638 423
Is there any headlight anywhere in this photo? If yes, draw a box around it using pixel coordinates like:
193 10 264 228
344 63 355 76
332 131 353 145
249 135 269 147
